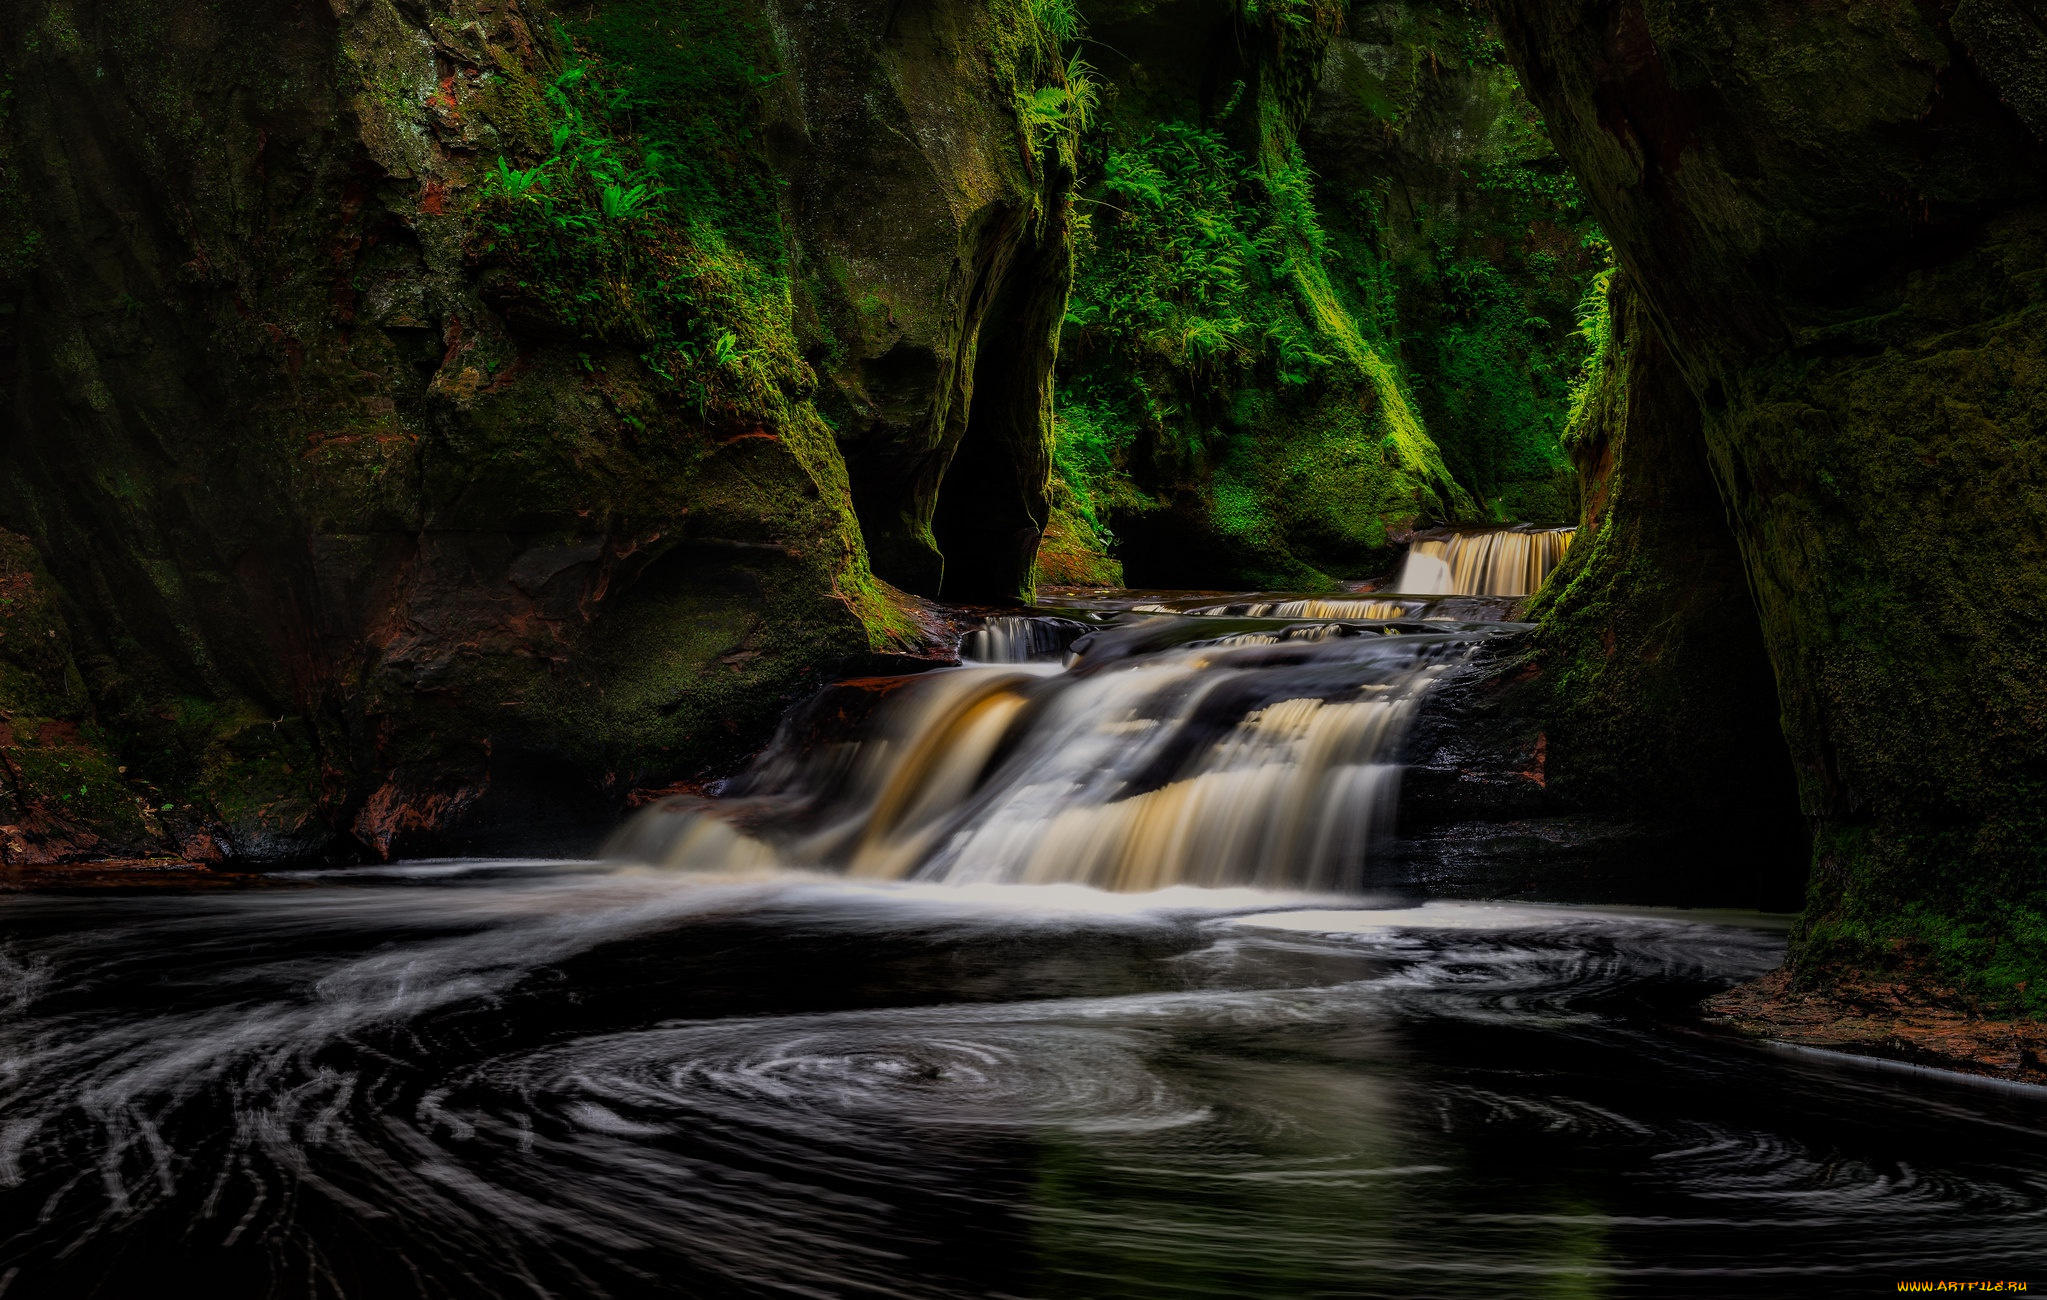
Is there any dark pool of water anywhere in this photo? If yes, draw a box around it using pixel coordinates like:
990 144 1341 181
0 865 2039 1297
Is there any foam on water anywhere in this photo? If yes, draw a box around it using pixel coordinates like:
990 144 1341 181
611 624 1475 891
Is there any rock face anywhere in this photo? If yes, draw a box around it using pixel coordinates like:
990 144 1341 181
0 0 1608 863
774 0 1075 601
1301 0 1599 524
1394 269 1805 908
1528 271 1796 840
1050 0 1476 591
0 0 1071 860
1490 0 2047 1008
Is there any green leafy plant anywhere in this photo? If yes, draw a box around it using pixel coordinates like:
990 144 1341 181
1063 53 1098 131
467 18 810 419
484 155 550 203
1001 0 1097 165
1018 84 1073 136
599 180 658 221
1562 261 1618 444
1027 0 1081 43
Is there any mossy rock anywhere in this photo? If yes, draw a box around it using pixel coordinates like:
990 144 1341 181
1493 0 2047 1010
0 533 163 861
1524 271 1804 879
0 0 1071 858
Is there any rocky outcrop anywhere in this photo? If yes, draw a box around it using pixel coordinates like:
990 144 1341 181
0 0 1072 860
1527 270 1801 861
778 0 1076 601
1490 0 2047 1011
1391 269 1806 909
1301 0 1597 524
1051 0 1479 590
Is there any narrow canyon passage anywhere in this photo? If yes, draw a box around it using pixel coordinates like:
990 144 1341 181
4 0 2046 1289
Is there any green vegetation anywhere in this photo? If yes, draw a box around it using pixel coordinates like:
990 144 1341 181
1746 218 2047 1018
1311 0 1601 525
1003 0 1099 169
0 72 40 279
467 0 1597 597
1041 0 1605 587
1070 124 1333 386
0 533 156 854
468 15 807 419
462 7 930 652
1056 116 1468 587
1797 822 2047 1017
1561 264 1619 444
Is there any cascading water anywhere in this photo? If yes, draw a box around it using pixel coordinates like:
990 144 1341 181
609 525 1574 891
3 524 2034 1297
1394 526 1575 596
609 616 1484 891
959 615 1092 664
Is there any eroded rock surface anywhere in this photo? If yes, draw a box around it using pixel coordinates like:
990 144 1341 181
0 0 1072 859
1491 0 2047 1007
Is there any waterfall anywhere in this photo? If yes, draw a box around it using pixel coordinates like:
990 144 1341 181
1134 597 1421 619
1394 527 1574 596
610 620 1481 891
611 525 1562 892
960 615 1092 664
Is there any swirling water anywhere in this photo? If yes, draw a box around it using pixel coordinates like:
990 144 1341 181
0 870 2041 1297
2 550 2040 1295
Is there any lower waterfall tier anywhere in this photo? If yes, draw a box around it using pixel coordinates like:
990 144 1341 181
611 592 1517 890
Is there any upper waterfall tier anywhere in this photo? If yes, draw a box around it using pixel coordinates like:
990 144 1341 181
1395 527 1575 597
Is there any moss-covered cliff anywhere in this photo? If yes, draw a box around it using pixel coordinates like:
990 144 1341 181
1302 0 1599 525
0 0 1073 860
1525 269 1802 871
1048 0 1455 589
1045 0 1604 589
1491 0 2047 1012
1390 270 1803 906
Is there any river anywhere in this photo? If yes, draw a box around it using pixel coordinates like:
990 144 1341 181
1 531 2040 1296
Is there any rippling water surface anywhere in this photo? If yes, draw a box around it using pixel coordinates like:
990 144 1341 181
1 867 2041 1297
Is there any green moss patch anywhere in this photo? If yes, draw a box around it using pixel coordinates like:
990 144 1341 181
1059 116 1466 585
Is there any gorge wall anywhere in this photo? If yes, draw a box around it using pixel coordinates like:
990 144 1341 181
1048 0 1603 589
1527 270 1796 859
1396 267 1804 907
0 0 1074 860
1491 0 2047 1010
0 0 1616 862
0 0 1849 927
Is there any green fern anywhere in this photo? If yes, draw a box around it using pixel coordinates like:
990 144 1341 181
485 156 549 203
1020 84 1071 132
1028 0 1081 43
1562 263 1619 444
599 180 659 221
1063 53 1099 132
